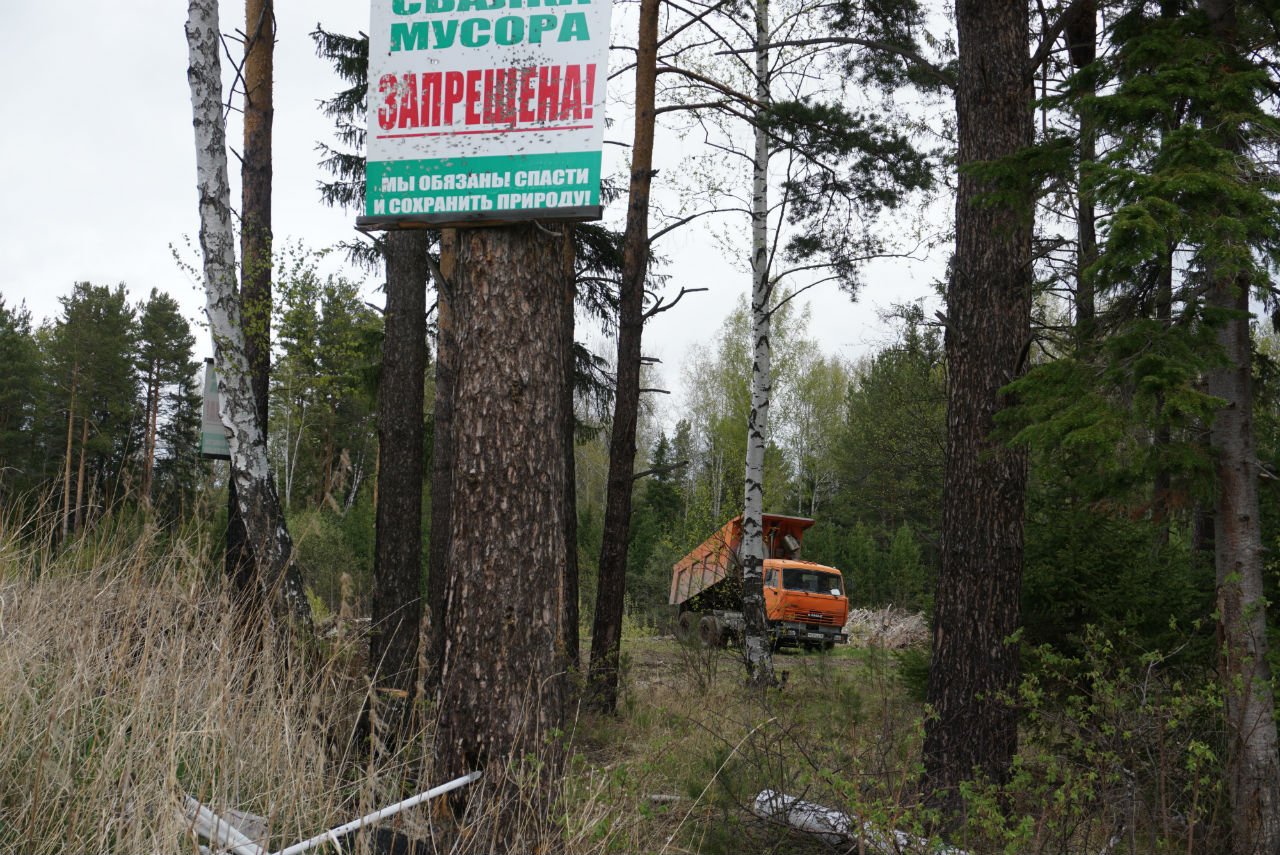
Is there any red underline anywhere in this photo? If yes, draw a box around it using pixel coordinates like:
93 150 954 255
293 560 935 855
377 124 593 140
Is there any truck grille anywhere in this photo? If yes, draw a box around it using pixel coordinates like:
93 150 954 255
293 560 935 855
784 607 840 627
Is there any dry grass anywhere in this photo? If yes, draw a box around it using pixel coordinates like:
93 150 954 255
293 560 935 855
0 517 376 853
0 503 931 854
2 510 1199 854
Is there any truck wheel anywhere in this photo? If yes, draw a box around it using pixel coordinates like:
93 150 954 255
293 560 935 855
698 615 722 648
676 611 697 645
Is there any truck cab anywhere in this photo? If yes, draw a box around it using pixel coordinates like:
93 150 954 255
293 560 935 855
763 560 849 649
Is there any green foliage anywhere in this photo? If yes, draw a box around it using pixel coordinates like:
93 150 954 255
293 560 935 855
1082 5 1280 295
770 97 936 286
270 246 381 513
830 306 944 548
954 628 1225 854
310 27 370 214
42 283 141 525
136 288 202 517
1023 493 1214 659
0 298 40 498
1003 317 1222 507
289 500 376 614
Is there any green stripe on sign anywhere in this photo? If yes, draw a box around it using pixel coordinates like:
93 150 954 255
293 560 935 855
365 151 601 219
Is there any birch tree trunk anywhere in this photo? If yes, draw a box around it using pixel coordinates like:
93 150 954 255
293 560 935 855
1202 4 1280 851
186 0 310 628
739 0 776 688
922 0 1031 819
587 0 660 711
435 224 569 843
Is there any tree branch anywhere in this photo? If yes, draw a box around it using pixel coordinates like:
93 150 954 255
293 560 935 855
715 37 955 90
1027 0 1091 82
649 207 746 244
644 286 709 319
630 460 689 482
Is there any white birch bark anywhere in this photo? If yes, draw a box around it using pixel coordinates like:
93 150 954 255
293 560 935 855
740 0 776 686
186 0 310 627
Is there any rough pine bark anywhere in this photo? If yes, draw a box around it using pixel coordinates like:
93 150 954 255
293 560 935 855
922 0 1032 818
424 229 456 695
561 231 580 671
740 0 776 688
586 0 659 711
436 224 569 841
1208 273 1280 855
227 0 275 590
371 229 430 732
185 0 310 628
1202 3 1280 851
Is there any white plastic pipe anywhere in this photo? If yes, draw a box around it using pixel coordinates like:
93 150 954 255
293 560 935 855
270 770 482 855
183 796 268 855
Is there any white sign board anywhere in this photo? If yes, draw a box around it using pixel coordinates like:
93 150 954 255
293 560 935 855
359 0 613 228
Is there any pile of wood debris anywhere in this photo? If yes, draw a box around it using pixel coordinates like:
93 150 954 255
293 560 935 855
843 606 929 650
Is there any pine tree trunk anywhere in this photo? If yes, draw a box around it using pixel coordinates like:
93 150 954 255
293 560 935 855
75 416 89 533
1153 250 1173 548
1202 3 1280 851
587 0 659 711
61 374 76 541
436 224 569 842
241 0 272 431
561 232 581 671
371 228 429 735
1208 273 1280 855
922 0 1032 819
424 230 457 695
1071 0 1097 351
142 370 159 506
228 0 275 589
740 0 776 688
185 0 310 628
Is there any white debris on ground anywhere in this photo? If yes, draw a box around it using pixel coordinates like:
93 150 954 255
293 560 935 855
843 606 929 650
753 789 968 855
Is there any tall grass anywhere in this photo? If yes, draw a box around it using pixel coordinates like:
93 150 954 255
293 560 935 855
0 507 1220 854
0 514 373 853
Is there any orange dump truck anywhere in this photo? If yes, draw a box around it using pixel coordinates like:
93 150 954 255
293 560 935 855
670 514 849 649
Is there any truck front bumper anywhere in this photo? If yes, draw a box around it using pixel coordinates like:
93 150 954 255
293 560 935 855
774 622 848 645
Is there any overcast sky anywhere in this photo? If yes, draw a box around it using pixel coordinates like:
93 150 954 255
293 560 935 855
0 1 944 421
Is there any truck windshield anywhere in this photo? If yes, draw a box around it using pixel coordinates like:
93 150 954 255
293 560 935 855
781 568 843 595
